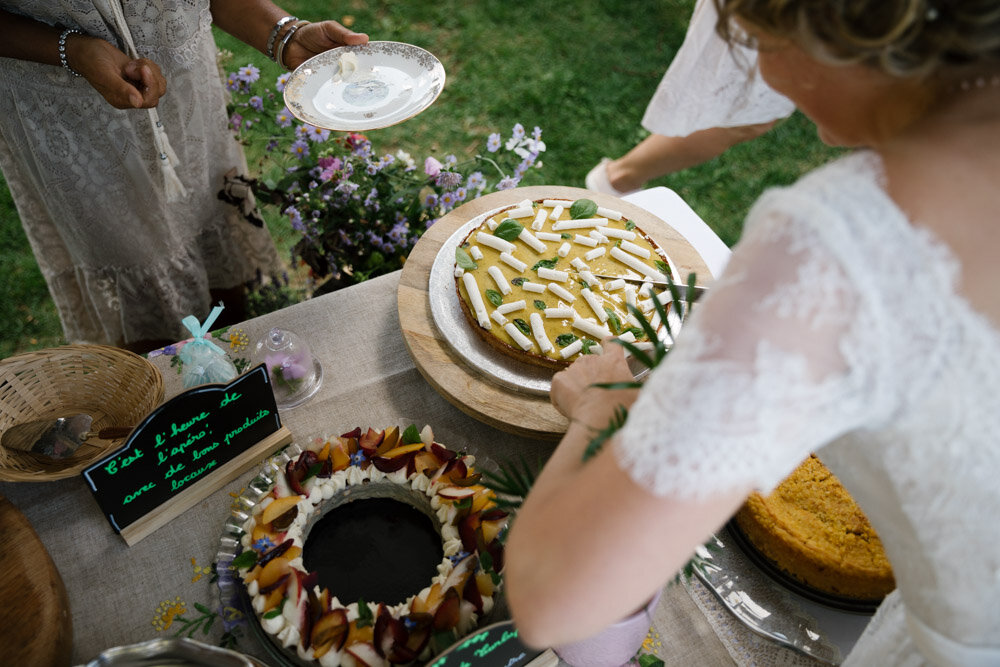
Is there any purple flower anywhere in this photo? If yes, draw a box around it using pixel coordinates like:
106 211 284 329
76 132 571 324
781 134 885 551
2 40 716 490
305 124 330 143
237 64 260 84
225 73 241 92
424 156 442 177
284 206 304 231
496 176 518 190
444 154 457 167
253 536 275 552
435 171 462 188
466 171 486 191
290 139 310 159
266 139 279 152
275 72 291 91
454 187 468 202
440 191 456 209
350 451 366 466
366 162 380 176
265 351 309 383
228 113 243 132
388 222 408 244
276 107 293 128
424 193 439 208
364 188 380 208
486 133 501 153
337 180 359 195
248 95 264 111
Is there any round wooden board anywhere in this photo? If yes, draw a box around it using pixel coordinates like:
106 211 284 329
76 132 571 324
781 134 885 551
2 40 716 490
0 495 72 666
398 185 714 440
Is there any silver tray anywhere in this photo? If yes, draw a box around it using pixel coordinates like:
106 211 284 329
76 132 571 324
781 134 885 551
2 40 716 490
692 526 874 665
428 204 682 397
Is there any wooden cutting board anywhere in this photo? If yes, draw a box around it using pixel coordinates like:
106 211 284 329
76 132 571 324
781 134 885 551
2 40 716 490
398 185 713 440
0 495 72 666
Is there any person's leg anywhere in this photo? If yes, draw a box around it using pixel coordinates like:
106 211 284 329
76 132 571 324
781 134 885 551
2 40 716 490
589 120 780 195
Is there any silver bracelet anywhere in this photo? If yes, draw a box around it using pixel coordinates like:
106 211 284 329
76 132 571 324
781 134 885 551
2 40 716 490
58 27 84 77
275 20 310 71
265 16 297 62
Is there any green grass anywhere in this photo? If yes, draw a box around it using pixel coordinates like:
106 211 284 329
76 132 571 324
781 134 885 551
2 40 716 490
1 0 841 357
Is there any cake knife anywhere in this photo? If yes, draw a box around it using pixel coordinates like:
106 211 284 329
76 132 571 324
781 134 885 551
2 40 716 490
592 275 710 302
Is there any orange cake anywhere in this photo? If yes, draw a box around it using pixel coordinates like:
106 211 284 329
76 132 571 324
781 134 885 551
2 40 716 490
733 455 895 602
454 197 676 369
233 424 507 666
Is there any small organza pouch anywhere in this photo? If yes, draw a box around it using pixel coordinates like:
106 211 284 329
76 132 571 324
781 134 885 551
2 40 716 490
178 305 238 388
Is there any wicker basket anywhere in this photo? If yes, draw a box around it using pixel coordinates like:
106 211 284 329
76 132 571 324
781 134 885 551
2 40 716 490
0 344 164 482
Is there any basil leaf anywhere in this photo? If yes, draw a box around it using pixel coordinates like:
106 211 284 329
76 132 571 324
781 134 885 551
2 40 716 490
626 326 646 339
356 599 374 628
581 339 598 354
494 219 524 241
485 289 503 307
262 607 283 619
570 198 598 219
511 277 525 286
560 232 571 239
531 257 559 271
625 220 636 231
401 424 422 445
513 318 531 336
455 246 477 270
555 333 578 347
303 462 322 481
654 260 670 274
533 300 547 310
231 550 258 569
604 307 622 334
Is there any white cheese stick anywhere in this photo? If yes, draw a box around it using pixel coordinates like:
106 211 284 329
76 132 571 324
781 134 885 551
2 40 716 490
504 322 535 350
505 206 534 219
596 206 623 220
521 281 546 293
557 242 571 258
454 267 465 278
462 273 491 328
529 313 554 354
487 218 499 231
552 217 609 231
625 285 637 308
547 282 576 302
579 270 600 289
537 267 569 282
600 227 637 240
589 230 610 244
604 278 627 291
477 232 515 254
560 338 584 359
548 204 564 221
491 310 508 326
610 246 666 281
617 331 637 343
572 317 613 340
584 247 606 261
536 231 563 242
570 257 588 271
499 252 527 272
620 239 651 259
580 288 608 322
496 300 526 315
531 209 547 231
488 266 511 294
470 246 484 261
542 199 574 208
573 234 598 247
545 306 577 319
517 228 547 254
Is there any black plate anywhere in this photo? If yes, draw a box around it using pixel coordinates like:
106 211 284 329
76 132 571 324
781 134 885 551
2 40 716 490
726 520 884 614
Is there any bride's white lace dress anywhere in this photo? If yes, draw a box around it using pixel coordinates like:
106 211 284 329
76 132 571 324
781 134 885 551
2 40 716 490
618 151 1000 665
0 1 279 345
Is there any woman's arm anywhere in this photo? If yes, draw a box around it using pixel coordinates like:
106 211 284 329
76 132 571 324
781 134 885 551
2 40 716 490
0 9 166 109
504 344 747 648
209 0 368 70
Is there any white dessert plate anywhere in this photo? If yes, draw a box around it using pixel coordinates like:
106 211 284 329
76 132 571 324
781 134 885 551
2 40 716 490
428 204 682 397
283 41 446 131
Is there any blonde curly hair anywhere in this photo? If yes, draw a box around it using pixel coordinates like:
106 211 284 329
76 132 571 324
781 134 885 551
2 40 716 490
714 0 1000 78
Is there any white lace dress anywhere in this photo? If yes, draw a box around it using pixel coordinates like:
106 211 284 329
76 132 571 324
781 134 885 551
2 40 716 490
618 151 1000 665
641 0 795 137
0 1 279 345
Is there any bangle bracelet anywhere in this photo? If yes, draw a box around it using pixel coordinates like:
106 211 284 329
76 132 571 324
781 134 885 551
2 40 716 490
58 27 84 77
275 20 310 71
265 15 297 62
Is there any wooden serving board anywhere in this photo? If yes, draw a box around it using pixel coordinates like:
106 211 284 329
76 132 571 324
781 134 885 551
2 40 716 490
397 186 713 440
0 495 72 666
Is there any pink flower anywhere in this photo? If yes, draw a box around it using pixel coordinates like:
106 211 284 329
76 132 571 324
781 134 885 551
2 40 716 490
424 156 442 177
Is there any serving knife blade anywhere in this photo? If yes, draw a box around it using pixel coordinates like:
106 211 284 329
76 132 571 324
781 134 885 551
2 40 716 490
592 274 710 302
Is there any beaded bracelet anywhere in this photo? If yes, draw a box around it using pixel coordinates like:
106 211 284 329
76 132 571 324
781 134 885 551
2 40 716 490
58 27 84 77
265 16 297 62
275 20 310 71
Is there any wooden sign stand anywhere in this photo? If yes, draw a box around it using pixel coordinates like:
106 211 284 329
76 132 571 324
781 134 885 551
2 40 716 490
119 425 291 545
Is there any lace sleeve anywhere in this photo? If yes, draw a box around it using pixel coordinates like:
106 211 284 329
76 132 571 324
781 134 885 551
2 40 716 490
616 192 885 499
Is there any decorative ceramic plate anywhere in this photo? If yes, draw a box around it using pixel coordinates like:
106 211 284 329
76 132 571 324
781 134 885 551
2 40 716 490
284 41 445 131
428 205 682 397
692 526 873 665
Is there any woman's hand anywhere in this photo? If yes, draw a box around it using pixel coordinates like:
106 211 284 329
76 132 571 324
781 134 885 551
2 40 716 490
550 341 638 424
281 21 369 70
71 36 166 109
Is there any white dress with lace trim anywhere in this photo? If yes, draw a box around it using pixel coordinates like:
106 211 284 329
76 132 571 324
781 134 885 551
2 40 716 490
0 0 280 345
617 151 1000 664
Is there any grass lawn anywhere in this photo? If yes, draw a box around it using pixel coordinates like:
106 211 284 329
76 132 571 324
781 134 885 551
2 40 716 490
0 0 840 358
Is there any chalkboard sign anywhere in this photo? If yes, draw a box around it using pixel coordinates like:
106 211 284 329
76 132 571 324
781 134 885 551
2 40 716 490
430 621 550 667
83 364 292 545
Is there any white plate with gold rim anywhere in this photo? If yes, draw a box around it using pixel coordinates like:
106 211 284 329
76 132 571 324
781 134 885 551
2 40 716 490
284 41 445 131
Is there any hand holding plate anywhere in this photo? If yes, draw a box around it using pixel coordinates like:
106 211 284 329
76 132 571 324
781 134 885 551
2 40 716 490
281 20 369 71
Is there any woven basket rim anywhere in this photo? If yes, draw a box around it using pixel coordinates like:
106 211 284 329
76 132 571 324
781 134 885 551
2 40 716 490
0 344 165 482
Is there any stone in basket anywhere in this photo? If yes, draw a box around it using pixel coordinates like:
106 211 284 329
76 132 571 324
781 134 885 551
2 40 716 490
0 344 164 482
